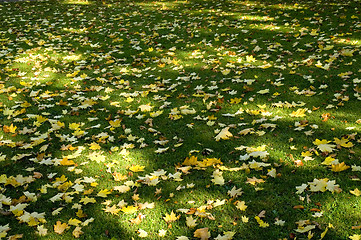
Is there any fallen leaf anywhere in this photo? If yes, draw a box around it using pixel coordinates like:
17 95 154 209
194 228 211 240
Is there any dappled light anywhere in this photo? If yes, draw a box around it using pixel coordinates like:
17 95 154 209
0 0 361 239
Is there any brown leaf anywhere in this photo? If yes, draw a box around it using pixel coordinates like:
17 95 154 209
310 208 321 212
293 205 304 210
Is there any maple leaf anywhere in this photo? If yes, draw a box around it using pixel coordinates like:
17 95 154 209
130 213 146 224
313 139 336 152
163 211 180 223
186 216 197 228
331 162 350 172
158 229 167 237
246 177 265 185
121 205 138 214
182 156 199 166
59 158 75 166
104 205 121 215
295 183 308 194
215 231 236 240
139 104 153 112
350 234 361 240
138 229 148 238
129 165 145 172
215 127 233 141
3 124 17 133
72 227 83 238
97 189 111 198
211 170 225 185
227 186 243 198
113 185 131 193
241 216 249 223
79 197 96 205
290 108 307 117
194 228 211 240
68 218 82 226
89 142 101 150
36 225 48 236
76 209 87 218
200 158 222 167
54 221 68 234
109 119 122 128
0 224 10 238
350 188 361 196
255 216 269 228
295 224 316 233
235 201 247 211
334 137 354 148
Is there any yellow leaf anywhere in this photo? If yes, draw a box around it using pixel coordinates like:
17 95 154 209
199 158 222 167
182 156 199 166
97 189 111 198
290 108 307 117
76 209 87 218
109 119 122 127
68 218 82 226
114 185 131 193
139 104 153 112
36 225 48 236
129 165 145 172
331 162 350 172
350 188 361 196
69 123 80 130
158 229 167 237
54 221 68 234
79 197 96 205
89 142 101 150
59 158 75 166
104 205 121 215
36 115 48 123
3 124 17 133
112 172 127 181
163 211 180 223
350 234 361 240
321 156 337 165
255 216 269 228
235 201 247 211
215 127 233 141
320 227 328 240
194 228 211 240
221 69 231 75
241 216 249 223
138 229 148 238
186 216 197 228
121 205 138 214
72 227 83 238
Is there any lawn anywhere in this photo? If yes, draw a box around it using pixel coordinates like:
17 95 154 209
0 0 361 239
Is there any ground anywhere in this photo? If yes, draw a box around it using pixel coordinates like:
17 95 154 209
0 0 361 239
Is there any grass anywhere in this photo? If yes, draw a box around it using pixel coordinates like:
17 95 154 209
0 0 361 239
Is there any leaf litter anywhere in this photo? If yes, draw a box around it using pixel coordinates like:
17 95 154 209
0 0 361 239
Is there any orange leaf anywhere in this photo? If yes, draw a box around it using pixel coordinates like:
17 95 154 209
293 205 304 210
310 208 321 212
3 124 17 133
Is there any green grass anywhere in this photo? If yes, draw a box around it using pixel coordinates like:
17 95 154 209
0 0 361 239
